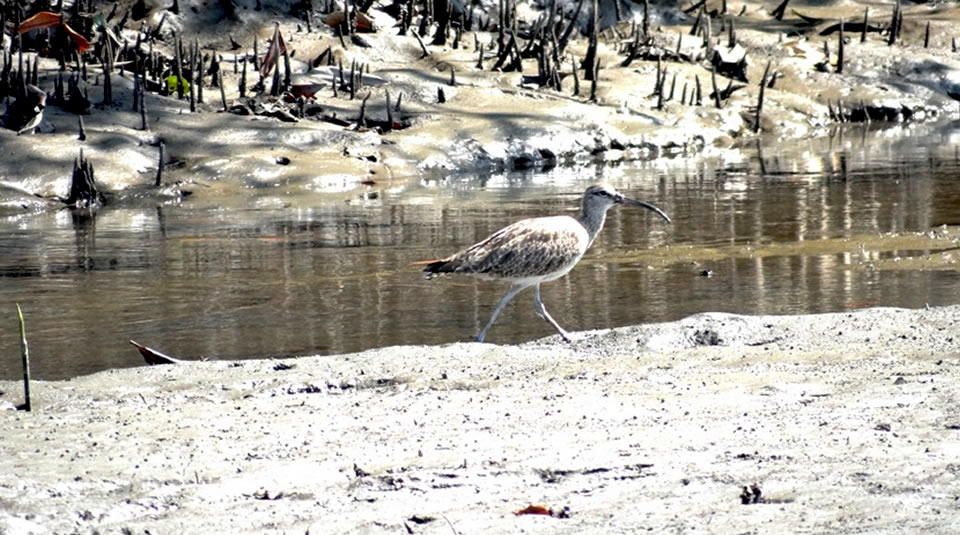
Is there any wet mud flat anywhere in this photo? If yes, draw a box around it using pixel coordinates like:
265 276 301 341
1 305 958 533
4 0 960 204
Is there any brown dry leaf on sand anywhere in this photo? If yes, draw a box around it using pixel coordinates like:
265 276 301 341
514 504 552 516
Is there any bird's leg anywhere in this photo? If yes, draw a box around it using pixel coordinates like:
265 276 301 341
475 284 528 343
534 284 571 342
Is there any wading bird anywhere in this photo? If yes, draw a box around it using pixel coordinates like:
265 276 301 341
2 84 46 135
416 184 671 343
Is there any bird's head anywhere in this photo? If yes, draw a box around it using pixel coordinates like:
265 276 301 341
583 184 671 223
26 85 46 109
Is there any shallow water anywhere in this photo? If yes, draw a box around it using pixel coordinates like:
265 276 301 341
3 123 960 380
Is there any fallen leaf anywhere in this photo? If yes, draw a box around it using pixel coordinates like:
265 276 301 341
514 504 551 516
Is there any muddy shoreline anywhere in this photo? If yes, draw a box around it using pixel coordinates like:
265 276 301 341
3 0 960 203
1 306 959 533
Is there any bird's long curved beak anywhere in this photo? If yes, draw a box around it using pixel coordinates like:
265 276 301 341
620 197 671 223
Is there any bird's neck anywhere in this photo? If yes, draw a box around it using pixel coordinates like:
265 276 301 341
577 208 608 246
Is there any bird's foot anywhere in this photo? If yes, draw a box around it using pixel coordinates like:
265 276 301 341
557 330 573 343
473 333 487 343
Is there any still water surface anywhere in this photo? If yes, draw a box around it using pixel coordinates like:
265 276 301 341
3 124 960 380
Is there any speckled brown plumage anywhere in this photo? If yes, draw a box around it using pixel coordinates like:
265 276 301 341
422 215 588 282
419 184 671 343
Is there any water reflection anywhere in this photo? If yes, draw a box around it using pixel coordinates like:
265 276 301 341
3 122 960 380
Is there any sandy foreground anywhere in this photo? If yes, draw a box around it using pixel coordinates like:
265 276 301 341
0 306 958 534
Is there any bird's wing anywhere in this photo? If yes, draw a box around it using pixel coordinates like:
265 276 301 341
441 216 588 279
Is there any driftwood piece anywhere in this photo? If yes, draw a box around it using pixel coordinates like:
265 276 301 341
129 340 185 365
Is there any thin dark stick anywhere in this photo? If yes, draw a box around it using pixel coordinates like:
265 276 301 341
414 31 430 58
572 54 580 96
102 28 114 105
198 50 206 104
710 64 722 108
349 60 356 99
888 0 900 46
189 43 197 111
704 12 713 59
240 56 247 97
357 91 370 129
691 5 703 36
860 7 869 43
16 304 30 412
140 84 148 130
654 54 662 94
557 0 585 54
132 74 141 111
283 45 292 90
385 89 393 129
837 19 844 73
642 0 649 38
755 60 770 133
589 58 599 101
656 67 665 110
175 34 184 99
219 70 228 111
584 0 598 81
497 0 504 52
155 142 164 186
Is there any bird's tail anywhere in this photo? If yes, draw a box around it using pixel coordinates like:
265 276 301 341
411 259 449 280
